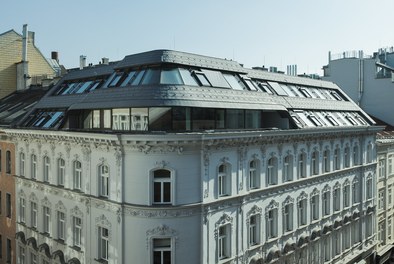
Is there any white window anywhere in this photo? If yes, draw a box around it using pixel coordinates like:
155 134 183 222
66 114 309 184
267 157 278 185
323 149 330 173
249 160 259 189
311 151 319 175
100 165 110 197
333 232 341 256
367 143 373 163
153 238 172 264
19 245 25 264
43 206 51 234
30 252 37 264
31 201 37 228
389 185 392 205
249 214 260 246
352 180 360 204
378 222 385 245
352 220 360 243
344 147 350 168
73 161 82 190
73 216 82 247
323 237 330 261
366 177 373 200
43 156 50 182
378 189 385 210
20 152 25 176
99 227 109 261
334 147 340 170
353 145 359 166
298 153 306 178
153 169 172 204
311 194 319 221
298 198 307 226
266 208 278 239
379 159 386 178
343 225 351 250
218 225 230 260
58 158 65 186
31 154 37 179
19 197 26 223
333 187 341 211
366 214 373 237
389 155 393 175
283 155 293 182
388 217 392 240
57 211 65 240
322 191 330 216
283 203 293 232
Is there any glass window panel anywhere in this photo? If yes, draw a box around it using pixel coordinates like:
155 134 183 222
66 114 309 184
172 107 191 131
108 73 123 87
179 68 198 86
163 182 171 202
149 108 171 131
93 110 100 128
89 80 102 91
226 109 244 129
112 108 130 130
141 69 160 85
103 110 111 128
131 108 149 130
154 182 161 203
76 81 92 93
223 74 243 90
121 71 136 86
202 69 230 88
83 111 92 129
268 82 289 96
192 108 215 130
131 70 145 85
245 110 261 129
244 79 258 91
194 72 211 86
161 68 183 84
42 112 63 128
216 109 225 129
163 251 171 264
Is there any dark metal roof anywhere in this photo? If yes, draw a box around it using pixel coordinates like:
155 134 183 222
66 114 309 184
0 87 48 127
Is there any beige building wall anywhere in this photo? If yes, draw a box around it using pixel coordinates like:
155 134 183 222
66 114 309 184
0 30 55 99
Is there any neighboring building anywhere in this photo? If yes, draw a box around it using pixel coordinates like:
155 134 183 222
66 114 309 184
322 47 394 126
0 24 60 99
5 50 380 264
374 131 394 263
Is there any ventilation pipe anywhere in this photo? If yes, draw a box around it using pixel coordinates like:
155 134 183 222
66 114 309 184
17 24 30 91
80 55 86 70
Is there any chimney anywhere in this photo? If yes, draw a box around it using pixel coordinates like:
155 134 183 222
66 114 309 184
80 55 86 70
28 31 35 45
17 24 30 91
102 57 109 65
51 51 59 62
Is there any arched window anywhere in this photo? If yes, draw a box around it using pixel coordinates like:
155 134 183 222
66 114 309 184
218 164 231 197
73 161 82 190
283 155 293 182
311 151 319 176
153 169 172 204
249 160 259 190
298 152 307 178
43 156 50 182
267 157 278 186
99 165 109 197
57 158 65 186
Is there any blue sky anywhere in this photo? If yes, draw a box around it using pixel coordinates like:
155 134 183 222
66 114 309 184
2 0 394 74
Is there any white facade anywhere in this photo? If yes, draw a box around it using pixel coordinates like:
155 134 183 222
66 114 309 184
9 126 379 264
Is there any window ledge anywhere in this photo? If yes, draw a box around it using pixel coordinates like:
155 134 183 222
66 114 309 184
70 245 82 252
94 258 108 264
54 238 66 245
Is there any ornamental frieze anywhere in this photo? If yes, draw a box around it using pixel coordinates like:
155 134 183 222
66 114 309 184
124 207 200 218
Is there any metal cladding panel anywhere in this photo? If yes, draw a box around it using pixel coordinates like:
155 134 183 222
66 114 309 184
283 97 361 111
115 50 246 73
63 64 115 81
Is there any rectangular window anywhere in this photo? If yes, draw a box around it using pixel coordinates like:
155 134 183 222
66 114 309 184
389 155 393 175
379 190 385 210
389 186 393 205
31 154 37 179
311 195 319 221
6 150 11 174
73 217 82 247
322 192 330 216
6 239 11 263
19 246 25 264
58 159 65 186
218 165 228 197
343 185 350 208
43 206 51 234
73 161 82 190
249 160 258 189
43 156 50 182
267 209 278 239
333 188 340 211
380 159 386 178
58 211 65 240
218 225 229 259
99 227 109 261
153 169 172 204
298 199 307 226
20 152 25 176
100 165 110 197
388 217 392 240
31 202 38 228
30 252 37 264
323 150 330 173
283 204 293 232
153 238 172 264
249 215 259 246
20 197 25 223
6 193 11 218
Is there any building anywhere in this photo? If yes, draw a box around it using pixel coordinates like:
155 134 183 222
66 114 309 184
5 49 380 264
0 24 60 99
322 48 394 126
